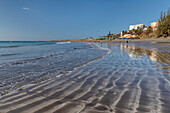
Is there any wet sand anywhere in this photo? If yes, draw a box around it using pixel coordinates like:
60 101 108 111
0 42 170 113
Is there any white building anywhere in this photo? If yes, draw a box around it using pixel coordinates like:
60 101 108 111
121 31 123 37
143 28 147 31
151 22 159 31
129 24 145 30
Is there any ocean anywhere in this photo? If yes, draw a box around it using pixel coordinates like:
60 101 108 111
0 41 108 95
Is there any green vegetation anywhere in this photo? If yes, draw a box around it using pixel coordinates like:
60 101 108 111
96 37 107 40
121 8 170 39
121 27 144 36
142 26 153 38
156 10 170 37
142 8 170 38
95 8 169 40
107 34 120 39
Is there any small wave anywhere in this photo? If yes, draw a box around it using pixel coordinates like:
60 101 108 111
35 43 55 46
0 42 55 49
10 56 48 65
8 51 69 66
0 45 24 48
0 53 19 56
56 41 71 44
89 43 112 55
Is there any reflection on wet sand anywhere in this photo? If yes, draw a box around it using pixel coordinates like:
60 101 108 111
123 44 167 59
0 42 170 113
119 43 170 71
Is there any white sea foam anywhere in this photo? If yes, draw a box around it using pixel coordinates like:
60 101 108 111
90 42 112 55
56 41 71 44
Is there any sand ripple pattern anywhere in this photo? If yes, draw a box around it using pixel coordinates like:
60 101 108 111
0 44 170 113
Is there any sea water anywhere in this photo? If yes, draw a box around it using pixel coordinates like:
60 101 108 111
0 41 108 95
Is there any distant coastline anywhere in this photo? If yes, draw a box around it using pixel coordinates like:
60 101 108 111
1 37 170 44
49 37 170 43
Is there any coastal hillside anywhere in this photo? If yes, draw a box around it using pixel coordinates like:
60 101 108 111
141 8 170 38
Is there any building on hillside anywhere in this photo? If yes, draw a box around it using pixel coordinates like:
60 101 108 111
129 24 145 30
121 31 123 37
124 34 132 37
119 33 138 39
151 22 159 30
143 27 147 31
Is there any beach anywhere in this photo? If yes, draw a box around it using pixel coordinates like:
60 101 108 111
0 41 170 113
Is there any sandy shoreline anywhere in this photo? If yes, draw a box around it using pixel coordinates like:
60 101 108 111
0 42 170 113
50 37 170 43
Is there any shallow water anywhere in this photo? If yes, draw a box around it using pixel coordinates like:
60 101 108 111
0 41 108 95
0 42 170 113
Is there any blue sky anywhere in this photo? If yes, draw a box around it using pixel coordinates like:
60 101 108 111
0 0 169 41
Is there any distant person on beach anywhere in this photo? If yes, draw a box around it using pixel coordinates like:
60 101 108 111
126 41 128 43
100 41 102 47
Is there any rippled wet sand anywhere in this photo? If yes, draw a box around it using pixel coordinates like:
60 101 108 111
0 42 170 113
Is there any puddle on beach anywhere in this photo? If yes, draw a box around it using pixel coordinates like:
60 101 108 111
0 42 170 113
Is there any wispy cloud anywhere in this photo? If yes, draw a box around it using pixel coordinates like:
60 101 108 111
22 7 30 11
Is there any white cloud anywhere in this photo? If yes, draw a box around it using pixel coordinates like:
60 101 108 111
22 7 30 11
